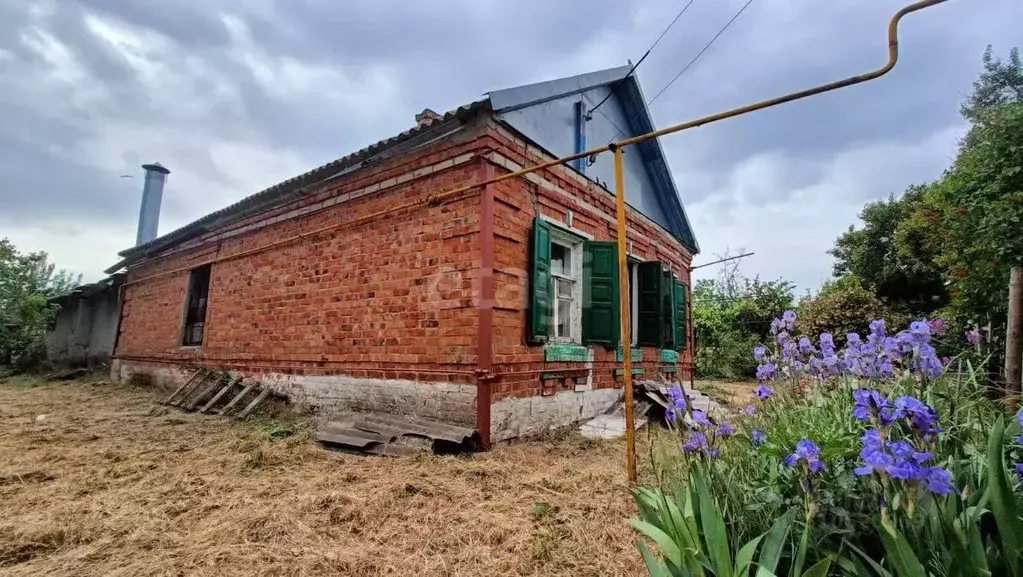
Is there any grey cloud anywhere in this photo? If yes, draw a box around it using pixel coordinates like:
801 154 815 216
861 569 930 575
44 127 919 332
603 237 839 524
0 0 1015 282
646 0 1015 204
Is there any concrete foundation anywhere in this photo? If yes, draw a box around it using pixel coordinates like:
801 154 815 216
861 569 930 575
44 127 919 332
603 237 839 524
112 359 624 442
111 359 477 426
490 386 622 442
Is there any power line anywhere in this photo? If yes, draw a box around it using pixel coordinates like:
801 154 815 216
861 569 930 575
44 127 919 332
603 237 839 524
588 0 699 115
605 0 757 144
647 0 756 108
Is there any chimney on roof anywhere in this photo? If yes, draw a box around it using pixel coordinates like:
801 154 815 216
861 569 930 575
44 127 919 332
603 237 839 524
136 162 170 246
415 108 442 127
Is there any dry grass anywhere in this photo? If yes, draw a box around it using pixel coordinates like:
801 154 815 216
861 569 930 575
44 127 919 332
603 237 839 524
0 376 644 576
695 379 755 407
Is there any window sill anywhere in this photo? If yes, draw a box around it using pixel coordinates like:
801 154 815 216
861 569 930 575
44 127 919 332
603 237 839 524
614 368 646 376
179 345 203 350
543 343 592 362
616 347 643 362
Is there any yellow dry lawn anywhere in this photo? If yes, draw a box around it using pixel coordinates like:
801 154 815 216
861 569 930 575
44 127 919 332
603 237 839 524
694 379 756 408
0 376 646 576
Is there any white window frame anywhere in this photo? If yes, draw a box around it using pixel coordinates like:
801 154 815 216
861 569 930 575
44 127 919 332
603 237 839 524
543 220 586 344
629 263 640 346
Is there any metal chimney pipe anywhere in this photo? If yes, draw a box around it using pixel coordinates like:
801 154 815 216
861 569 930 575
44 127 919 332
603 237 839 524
137 162 170 245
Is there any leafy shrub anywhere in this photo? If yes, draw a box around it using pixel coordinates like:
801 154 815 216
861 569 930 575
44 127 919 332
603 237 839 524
633 311 1023 575
0 239 79 372
797 277 909 347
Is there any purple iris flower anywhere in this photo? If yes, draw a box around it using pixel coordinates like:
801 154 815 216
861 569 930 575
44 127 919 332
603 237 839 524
777 331 791 346
744 404 756 415
854 449 894 476
924 467 955 495
1016 463 1023 482
798 336 814 354
919 355 944 379
753 383 773 400
887 440 933 464
786 438 824 472
965 329 981 346
691 409 712 428
792 360 804 371
1016 409 1022 444
753 345 767 362
894 396 942 435
847 332 861 347
895 331 915 355
665 385 688 422
808 356 822 376
869 319 886 337
717 422 736 438
819 332 834 349
682 431 707 453
910 320 931 345
878 361 894 379
782 310 796 331
859 428 883 458
782 340 798 360
770 318 783 335
755 364 776 382
751 429 767 447
853 389 895 425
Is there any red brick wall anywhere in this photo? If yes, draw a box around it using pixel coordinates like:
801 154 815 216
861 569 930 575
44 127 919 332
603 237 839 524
113 112 695 432
115 127 488 384
478 122 695 404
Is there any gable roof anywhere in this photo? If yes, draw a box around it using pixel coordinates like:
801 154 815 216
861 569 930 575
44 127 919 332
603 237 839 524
487 65 699 253
108 67 697 273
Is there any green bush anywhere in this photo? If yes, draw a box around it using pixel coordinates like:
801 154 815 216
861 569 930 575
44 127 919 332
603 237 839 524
0 238 79 372
633 311 1023 575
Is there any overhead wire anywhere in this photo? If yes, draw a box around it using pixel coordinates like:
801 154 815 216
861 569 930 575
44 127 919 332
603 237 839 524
586 0 699 115
605 0 758 144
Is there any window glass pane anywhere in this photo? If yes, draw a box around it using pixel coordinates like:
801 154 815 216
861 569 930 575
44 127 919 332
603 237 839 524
550 243 567 277
556 278 573 298
557 299 572 339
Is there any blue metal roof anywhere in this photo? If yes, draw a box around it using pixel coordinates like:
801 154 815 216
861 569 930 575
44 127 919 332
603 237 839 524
488 65 699 253
110 66 698 273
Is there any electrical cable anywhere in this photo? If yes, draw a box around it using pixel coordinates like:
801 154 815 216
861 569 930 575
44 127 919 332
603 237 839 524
605 0 757 144
647 0 756 107
587 0 699 115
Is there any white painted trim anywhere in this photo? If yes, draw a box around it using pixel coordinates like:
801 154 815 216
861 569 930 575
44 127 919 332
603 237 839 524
540 214 593 240
548 231 583 343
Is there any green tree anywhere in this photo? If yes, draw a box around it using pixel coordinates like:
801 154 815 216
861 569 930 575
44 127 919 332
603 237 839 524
829 184 949 316
934 102 1023 400
0 238 80 371
693 260 794 379
960 46 1023 122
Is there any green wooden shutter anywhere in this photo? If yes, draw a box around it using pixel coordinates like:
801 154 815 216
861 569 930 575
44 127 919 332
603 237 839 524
674 279 688 350
582 241 619 347
528 217 552 344
636 261 663 346
662 269 675 349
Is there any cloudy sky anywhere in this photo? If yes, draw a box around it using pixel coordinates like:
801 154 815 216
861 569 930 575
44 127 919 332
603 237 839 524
0 0 1015 291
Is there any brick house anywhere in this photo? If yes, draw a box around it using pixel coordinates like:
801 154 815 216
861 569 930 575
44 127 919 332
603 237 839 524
107 66 700 445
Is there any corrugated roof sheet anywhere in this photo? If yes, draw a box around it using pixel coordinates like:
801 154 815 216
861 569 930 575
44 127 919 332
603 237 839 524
109 99 490 271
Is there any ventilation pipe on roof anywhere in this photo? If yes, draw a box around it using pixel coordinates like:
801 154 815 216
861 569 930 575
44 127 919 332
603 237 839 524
415 108 442 127
136 162 170 246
